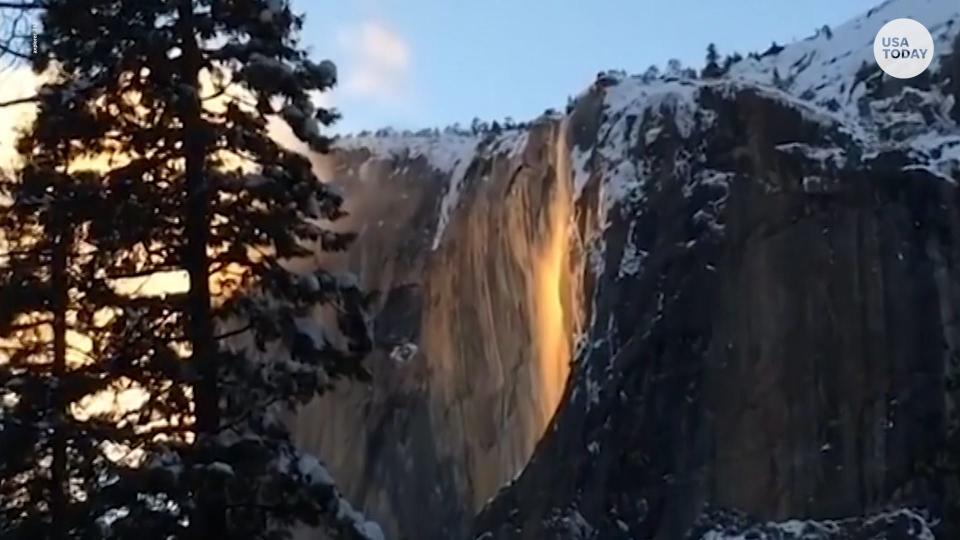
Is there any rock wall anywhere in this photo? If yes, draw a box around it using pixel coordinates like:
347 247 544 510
475 81 960 539
292 122 588 540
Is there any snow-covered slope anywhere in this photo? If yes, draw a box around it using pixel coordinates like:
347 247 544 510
728 0 957 123
729 0 960 178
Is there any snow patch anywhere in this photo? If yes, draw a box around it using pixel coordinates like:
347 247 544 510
336 133 479 178
389 342 418 364
618 227 647 279
571 143 593 198
206 461 235 476
432 143 480 249
775 142 848 170
335 133 481 249
297 454 335 486
336 499 386 540
491 129 530 159
695 507 935 540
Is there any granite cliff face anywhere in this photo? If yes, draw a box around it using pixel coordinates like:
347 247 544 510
294 1 960 538
291 122 588 540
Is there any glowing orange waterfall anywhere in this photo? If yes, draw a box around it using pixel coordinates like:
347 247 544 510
532 122 577 427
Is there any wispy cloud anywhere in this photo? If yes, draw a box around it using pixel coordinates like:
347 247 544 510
336 21 412 103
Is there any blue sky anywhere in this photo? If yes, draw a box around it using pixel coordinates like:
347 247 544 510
298 0 879 133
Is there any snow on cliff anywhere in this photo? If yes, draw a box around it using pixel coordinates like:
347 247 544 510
728 0 959 125
726 0 960 180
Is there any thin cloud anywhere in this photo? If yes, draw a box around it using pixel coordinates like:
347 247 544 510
337 21 411 103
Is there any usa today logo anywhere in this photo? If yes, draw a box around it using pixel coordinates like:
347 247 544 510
874 18 934 79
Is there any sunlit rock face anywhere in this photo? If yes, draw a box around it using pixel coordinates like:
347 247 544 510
294 1 960 538
291 122 588 540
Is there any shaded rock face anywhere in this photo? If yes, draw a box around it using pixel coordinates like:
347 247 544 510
292 2 960 539
473 82 959 540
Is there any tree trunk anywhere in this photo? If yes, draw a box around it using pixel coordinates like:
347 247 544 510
176 0 221 537
50 217 68 540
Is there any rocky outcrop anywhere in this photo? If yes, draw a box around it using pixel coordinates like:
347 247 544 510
294 1 960 538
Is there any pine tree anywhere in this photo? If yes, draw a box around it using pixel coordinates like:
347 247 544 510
470 117 485 135
701 42 722 78
666 58 683 77
722 52 743 73
641 64 660 83
14 0 381 539
0 87 125 539
762 41 784 57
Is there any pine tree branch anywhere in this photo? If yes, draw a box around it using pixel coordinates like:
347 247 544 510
0 2 40 8
0 41 30 61
1 319 52 333
215 396 281 436
223 503 284 512
97 262 258 298
212 323 252 341
104 266 184 281
0 94 37 108
0 245 50 259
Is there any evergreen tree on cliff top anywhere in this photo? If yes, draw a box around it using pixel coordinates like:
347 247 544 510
0 0 381 538
701 43 722 78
